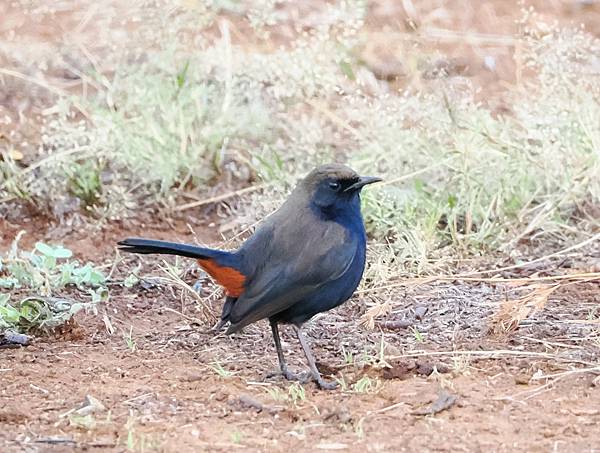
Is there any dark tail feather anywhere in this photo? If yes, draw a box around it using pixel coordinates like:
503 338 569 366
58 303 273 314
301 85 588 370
117 238 221 260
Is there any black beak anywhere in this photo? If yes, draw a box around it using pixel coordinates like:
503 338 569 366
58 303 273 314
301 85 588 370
344 176 382 192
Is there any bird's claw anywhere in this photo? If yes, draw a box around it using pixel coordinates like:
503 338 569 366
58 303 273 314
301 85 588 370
266 369 337 389
315 378 338 390
266 369 311 384
284 369 312 383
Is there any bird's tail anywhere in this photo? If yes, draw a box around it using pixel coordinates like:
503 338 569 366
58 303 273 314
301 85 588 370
118 237 245 297
117 238 222 260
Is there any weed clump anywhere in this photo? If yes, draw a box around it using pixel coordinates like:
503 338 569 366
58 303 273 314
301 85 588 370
0 233 107 333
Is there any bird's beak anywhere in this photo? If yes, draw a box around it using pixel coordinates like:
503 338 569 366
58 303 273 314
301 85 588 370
344 176 382 192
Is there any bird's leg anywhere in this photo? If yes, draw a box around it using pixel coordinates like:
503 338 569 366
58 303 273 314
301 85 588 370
268 321 309 382
210 318 228 333
293 325 338 390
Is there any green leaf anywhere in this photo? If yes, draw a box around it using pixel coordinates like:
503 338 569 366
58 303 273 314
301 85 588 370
88 288 109 304
176 61 190 89
59 262 76 286
0 277 19 289
69 413 96 430
0 240 108 332
0 295 21 326
19 298 45 323
414 179 425 193
124 273 139 288
72 264 106 287
339 60 356 80
447 194 458 208
35 242 73 259
34 242 55 257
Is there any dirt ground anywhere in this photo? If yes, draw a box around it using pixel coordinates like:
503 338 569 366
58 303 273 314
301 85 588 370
2 1 600 452
1 221 599 452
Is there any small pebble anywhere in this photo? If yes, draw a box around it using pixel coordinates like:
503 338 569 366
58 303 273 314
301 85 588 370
514 374 530 385
414 306 428 320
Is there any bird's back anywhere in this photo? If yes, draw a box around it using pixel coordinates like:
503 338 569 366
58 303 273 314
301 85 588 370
224 189 367 332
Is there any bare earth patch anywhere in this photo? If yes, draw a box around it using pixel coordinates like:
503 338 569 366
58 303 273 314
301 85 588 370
1 223 599 452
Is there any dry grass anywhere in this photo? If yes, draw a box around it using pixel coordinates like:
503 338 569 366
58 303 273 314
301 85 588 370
1 0 599 354
491 283 560 333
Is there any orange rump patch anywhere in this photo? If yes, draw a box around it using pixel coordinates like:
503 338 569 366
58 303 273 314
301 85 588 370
198 259 246 297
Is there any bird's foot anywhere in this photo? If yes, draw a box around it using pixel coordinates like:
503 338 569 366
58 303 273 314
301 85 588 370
209 318 228 334
265 369 337 389
315 377 338 390
266 369 311 384
284 369 311 383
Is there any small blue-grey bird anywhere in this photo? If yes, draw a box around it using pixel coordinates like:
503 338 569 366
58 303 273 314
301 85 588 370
118 164 381 389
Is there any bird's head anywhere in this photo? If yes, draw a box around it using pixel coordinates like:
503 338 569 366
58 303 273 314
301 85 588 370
299 163 381 212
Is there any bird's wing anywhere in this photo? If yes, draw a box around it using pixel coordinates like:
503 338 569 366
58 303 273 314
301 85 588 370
226 217 359 332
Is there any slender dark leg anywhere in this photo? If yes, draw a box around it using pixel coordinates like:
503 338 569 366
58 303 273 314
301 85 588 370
211 318 228 333
270 321 288 375
293 325 337 390
269 320 308 382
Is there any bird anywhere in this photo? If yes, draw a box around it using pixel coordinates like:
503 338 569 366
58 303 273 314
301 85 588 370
117 163 381 389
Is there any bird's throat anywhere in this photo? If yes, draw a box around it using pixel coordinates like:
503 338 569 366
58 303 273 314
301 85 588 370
312 195 365 234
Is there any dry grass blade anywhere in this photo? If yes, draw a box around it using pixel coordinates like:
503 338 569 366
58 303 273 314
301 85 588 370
421 27 517 46
386 350 597 368
0 146 93 191
0 67 90 117
359 301 392 330
490 284 560 334
154 263 217 324
361 232 600 296
446 272 600 284
174 184 267 212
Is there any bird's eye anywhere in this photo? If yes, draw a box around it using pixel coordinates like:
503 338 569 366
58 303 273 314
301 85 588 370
328 181 341 191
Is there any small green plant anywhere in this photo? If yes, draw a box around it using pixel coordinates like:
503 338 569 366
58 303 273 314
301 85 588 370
335 375 349 392
0 234 107 333
230 431 243 444
411 327 426 343
356 344 389 369
210 361 234 378
0 149 31 202
354 416 366 439
341 346 354 365
175 60 190 94
265 386 288 402
68 413 97 430
123 272 140 288
351 376 380 394
126 417 136 452
0 238 106 293
0 294 20 330
0 295 99 332
66 160 103 209
287 382 306 405
123 326 137 352
376 333 391 368
265 382 307 405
